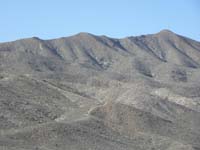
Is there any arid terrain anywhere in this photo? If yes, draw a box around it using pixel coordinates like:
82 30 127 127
0 30 200 150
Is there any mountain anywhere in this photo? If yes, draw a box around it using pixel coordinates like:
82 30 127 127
0 30 200 150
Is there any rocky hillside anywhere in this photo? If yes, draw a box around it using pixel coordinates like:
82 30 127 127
0 30 200 150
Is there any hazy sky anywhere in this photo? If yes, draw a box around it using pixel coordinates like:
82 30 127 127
0 0 199 42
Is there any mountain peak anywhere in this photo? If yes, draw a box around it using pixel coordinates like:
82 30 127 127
159 29 173 33
21 36 42 42
75 32 94 37
155 29 178 39
157 29 175 35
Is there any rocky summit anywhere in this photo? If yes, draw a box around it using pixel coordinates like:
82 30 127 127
0 30 200 150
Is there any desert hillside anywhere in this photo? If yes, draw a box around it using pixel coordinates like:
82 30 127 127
0 30 200 150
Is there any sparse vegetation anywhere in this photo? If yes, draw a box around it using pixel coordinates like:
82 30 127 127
0 30 200 149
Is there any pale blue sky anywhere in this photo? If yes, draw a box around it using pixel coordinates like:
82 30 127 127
0 0 199 42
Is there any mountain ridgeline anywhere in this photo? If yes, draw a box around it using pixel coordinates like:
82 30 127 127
0 30 200 150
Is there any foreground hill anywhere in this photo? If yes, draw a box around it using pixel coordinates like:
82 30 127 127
0 30 200 150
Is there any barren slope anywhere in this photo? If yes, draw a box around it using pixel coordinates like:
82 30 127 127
0 30 200 150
